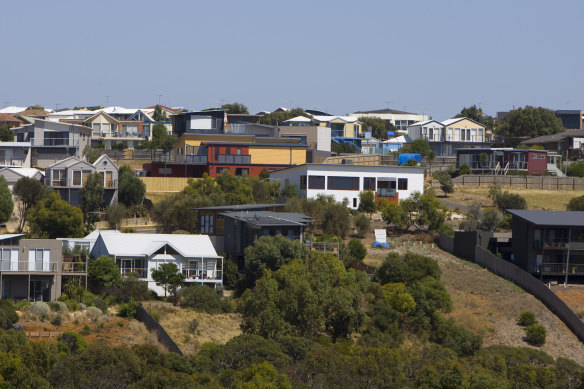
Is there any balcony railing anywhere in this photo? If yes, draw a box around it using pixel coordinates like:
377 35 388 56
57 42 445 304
182 269 222 282
62 262 87 272
0 261 59 272
156 154 208 164
120 267 147 279
0 159 24 167
540 263 584 274
51 178 117 188
215 154 251 164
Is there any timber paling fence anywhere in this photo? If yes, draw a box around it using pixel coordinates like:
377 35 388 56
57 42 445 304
135 305 183 355
453 175 584 190
438 232 584 343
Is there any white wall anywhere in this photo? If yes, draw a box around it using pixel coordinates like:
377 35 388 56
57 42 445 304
316 126 331 152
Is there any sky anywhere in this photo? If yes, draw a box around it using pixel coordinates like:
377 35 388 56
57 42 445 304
1 0 583 120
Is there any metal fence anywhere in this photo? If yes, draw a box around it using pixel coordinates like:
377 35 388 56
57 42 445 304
453 175 584 190
134 305 183 355
438 232 584 342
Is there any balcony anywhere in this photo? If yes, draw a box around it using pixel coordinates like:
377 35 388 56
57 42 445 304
0 159 24 167
216 154 251 164
156 154 208 164
541 263 584 275
0 261 59 272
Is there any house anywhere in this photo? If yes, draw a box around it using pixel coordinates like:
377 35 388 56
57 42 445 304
44 154 118 206
12 119 92 168
145 134 307 177
269 163 425 209
456 148 562 175
0 114 25 129
426 117 493 156
221 211 312 264
351 108 429 132
508 210 584 278
0 142 32 168
0 168 43 191
78 111 147 148
0 235 87 301
194 204 287 253
407 119 446 154
171 110 227 137
278 124 331 153
521 130 584 160
89 230 223 294
311 115 361 138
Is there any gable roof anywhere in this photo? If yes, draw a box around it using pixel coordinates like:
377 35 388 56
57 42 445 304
282 116 312 123
46 156 94 170
83 110 119 124
16 109 49 117
441 117 485 127
521 130 584 145
352 108 415 115
0 168 42 179
95 230 220 258
0 113 22 123
508 209 584 227
93 154 118 170
128 110 155 122
312 115 360 123
410 119 444 127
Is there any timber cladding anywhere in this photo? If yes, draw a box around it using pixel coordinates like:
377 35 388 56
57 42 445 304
139 177 192 192
453 175 584 190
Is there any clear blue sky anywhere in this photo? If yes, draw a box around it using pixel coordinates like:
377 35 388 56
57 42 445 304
2 0 583 120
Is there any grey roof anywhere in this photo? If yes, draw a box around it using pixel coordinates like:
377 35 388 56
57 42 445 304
221 211 312 227
353 108 415 115
521 130 584 145
193 204 285 211
508 210 584 227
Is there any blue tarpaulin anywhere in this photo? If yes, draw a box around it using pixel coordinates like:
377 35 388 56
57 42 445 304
398 153 422 165
386 131 394 136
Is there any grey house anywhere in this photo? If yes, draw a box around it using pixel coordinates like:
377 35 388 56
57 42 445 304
12 119 92 168
45 155 118 206
509 210 584 277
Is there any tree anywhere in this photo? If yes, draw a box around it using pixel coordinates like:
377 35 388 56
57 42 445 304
399 139 434 157
357 116 396 140
259 108 308 126
118 166 145 206
0 123 13 142
567 195 584 211
27 192 84 238
0 177 13 223
88 256 122 289
106 203 127 229
151 263 185 304
151 192 203 233
80 173 104 226
566 162 584 177
495 191 527 212
525 324 546 346
221 102 249 114
332 141 359 154
436 171 454 197
353 213 370 237
26 105 44 111
281 184 298 198
455 105 495 129
479 152 489 175
12 177 50 233
459 164 472 175
347 238 367 262
152 105 168 122
460 202 500 231
358 190 377 216
497 106 564 147
321 203 351 238
82 146 103 164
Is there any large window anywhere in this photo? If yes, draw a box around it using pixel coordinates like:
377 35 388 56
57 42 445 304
199 214 214 234
398 178 408 190
327 176 359 190
377 179 396 197
28 249 50 271
73 171 82 186
235 168 249 176
308 176 325 189
363 177 376 191
0 249 18 271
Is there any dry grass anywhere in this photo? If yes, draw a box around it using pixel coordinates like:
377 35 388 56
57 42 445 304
449 186 584 210
143 302 242 355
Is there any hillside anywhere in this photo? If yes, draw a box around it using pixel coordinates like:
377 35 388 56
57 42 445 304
366 236 584 366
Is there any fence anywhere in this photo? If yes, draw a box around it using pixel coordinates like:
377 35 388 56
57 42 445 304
134 305 183 355
453 175 584 190
140 177 192 192
438 232 584 342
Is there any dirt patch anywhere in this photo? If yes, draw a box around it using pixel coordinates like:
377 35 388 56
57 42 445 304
555 289 584 320
364 239 584 365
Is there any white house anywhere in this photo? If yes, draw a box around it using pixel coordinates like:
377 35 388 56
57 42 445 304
270 163 425 209
90 231 223 295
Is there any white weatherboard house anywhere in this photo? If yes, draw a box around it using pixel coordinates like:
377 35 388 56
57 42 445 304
270 164 425 209
90 231 223 295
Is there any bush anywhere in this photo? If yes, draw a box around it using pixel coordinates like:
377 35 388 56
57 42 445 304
91 297 108 312
188 319 199 334
353 213 370 238
180 284 230 313
566 161 584 177
525 324 546 346
64 299 80 312
347 238 367 262
49 301 68 313
87 306 102 319
222 260 239 290
29 301 50 318
459 164 472 175
118 298 138 318
518 311 537 327
567 195 584 211
495 191 527 212
0 300 19 324
15 299 31 311
51 315 62 326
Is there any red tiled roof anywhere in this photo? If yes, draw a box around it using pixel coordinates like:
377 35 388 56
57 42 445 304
0 113 22 123
16 109 49 117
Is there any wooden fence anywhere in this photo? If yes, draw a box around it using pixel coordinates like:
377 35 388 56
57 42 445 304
140 177 192 192
453 175 584 190
438 232 584 342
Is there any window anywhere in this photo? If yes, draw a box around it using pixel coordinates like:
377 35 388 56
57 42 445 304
531 154 537 159
199 214 214 234
235 168 249 176
72 171 82 186
158 167 172 175
538 155 545 159
478 129 484 141
28 249 50 271
51 169 66 186
428 128 434 140
353 198 357 208
226 147 231 155
327 176 359 190
308 176 325 189
363 177 376 191
0 249 18 271
236 148 242 155
300 175 307 189
377 179 396 197
398 178 408 190
216 167 229 175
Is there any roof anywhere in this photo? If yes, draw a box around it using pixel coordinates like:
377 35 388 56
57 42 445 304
521 130 584 145
194 203 285 211
0 142 31 148
46 156 93 170
410 119 444 127
221 211 312 227
312 115 360 123
441 117 486 127
16 109 48 117
0 106 27 114
270 163 426 174
352 108 415 115
96 230 220 258
0 168 42 179
0 113 22 122
283 116 312 123
508 210 584 227
0 234 25 241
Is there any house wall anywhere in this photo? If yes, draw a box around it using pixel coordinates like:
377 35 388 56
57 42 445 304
527 151 548 174
249 146 306 165
511 216 532 271
278 125 331 152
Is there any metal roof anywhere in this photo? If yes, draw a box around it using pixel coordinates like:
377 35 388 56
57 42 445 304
508 210 584 227
193 203 285 211
221 211 312 227
352 108 415 115
521 130 584 145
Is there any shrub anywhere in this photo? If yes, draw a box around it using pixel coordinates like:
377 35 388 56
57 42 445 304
566 161 584 177
14 300 31 311
0 300 19 324
495 191 527 212
180 284 230 313
567 195 584 211
79 303 86 311
49 301 68 313
525 324 546 346
347 238 367 262
64 299 80 312
459 164 472 175
518 311 537 327
91 297 108 312
57 331 89 354
87 306 102 319
51 315 62 326
118 298 138 318
222 260 239 290
353 213 370 238
29 301 50 317
188 319 199 334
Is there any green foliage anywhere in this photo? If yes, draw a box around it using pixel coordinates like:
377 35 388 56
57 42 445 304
460 202 500 231
495 191 527 212
281 184 298 198
459 163 472 175
488 184 502 207
12 176 51 233
456 105 495 129
152 105 168 122
62 279 84 302
0 177 13 223
0 300 18 324
222 260 239 290
383 191 446 231
497 106 564 147
567 195 584 211
180 284 231 313
57 332 89 354
187 319 199 334
220 102 249 114
235 361 292 388
525 324 546 346
106 203 127 228
353 213 370 237
376 252 442 285
436 171 454 196
111 142 127 151
259 108 308 126
88 256 122 289
403 159 419 166
82 146 103 164
51 315 62 326
118 166 146 207
215 171 254 205
321 202 351 238
357 116 396 140
358 190 377 215
347 238 367 262
399 139 434 157
118 298 138 318
567 161 584 177
332 141 360 154
151 263 185 304
0 123 14 142
80 173 104 226
152 191 203 233
518 311 537 327
27 105 44 110
433 315 483 356
27 192 85 238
